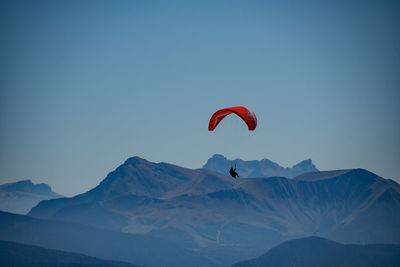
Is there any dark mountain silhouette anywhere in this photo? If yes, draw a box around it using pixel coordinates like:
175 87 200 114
0 239 136 267
0 211 214 267
0 179 63 214
27 156 400 265
232 236 400 267
203 154 318 178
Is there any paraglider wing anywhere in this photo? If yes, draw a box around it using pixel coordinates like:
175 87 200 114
208 106 257 131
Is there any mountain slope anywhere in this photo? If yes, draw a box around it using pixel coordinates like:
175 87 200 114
0 180 63 214
232 236 400 267
203 154 318 178
293 169 352 181
0 239 136 267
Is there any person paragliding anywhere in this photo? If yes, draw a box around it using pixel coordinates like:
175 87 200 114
208 106 257 179
229 165 239 178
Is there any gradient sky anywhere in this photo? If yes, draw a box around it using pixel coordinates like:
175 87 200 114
1 0 399 196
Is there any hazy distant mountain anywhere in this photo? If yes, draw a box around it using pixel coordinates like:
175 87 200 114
232 236 400 267
0 180 63 214
0 211 214 267
203 154 318 178
0 239 136 267
28 157 400 265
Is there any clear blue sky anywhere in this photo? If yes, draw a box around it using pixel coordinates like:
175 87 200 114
1 0 399 196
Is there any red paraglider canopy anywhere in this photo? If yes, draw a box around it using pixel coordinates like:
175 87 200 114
208 106 257 131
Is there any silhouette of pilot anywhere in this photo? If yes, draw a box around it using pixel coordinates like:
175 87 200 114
229 167 239 178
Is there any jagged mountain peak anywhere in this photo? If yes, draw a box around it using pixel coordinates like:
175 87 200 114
0 179 59 196
260 158 280 167
210 154 226 160
123 156 151 165
203 154 318 178
292 158 314 168
1 179 33 188
0 180 63 214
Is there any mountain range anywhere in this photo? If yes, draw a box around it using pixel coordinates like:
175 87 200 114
203 154 318 178
232 236 400 267
0 180 63 214
26 156 400 266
